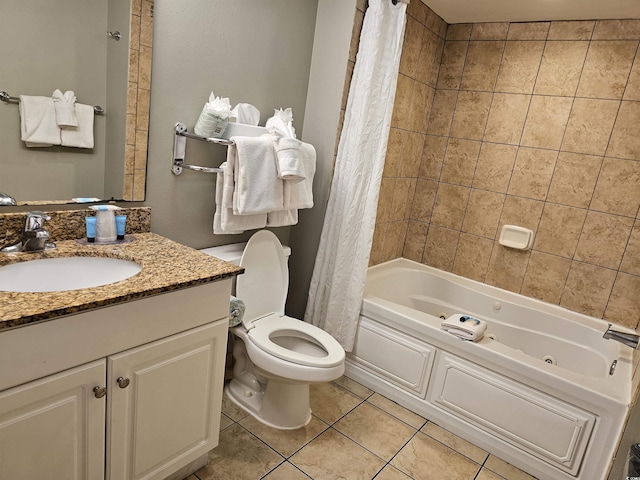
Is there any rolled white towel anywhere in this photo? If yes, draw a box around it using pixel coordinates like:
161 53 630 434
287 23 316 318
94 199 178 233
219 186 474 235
274 137 305 181
441 314 487 342
52 89 78 127
283 141 315 210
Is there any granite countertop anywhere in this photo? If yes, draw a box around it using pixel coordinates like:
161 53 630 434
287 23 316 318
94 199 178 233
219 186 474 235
0 232 244 331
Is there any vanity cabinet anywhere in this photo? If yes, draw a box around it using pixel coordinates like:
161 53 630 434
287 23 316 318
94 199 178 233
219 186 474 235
0 360 106 480
0 280 233 480
0 321 226 480
107 322 225 480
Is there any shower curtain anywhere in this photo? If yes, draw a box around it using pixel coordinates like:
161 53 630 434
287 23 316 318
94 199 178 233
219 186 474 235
304 0 407 351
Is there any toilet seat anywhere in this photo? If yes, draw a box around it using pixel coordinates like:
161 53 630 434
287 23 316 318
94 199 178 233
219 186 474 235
247 314 345 368
235 230 345 369
236 230 288 330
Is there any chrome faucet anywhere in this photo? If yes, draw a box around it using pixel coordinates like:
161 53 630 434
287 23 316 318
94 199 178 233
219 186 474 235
1 211 54 253
603 323 640 349
0 191 16 206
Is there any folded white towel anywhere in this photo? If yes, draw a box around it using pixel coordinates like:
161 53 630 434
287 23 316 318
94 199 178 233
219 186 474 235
214 162 266 234
52 89 78 127
60 103 94 149
274 137 306 181
267 209 298 227
214 163 243 235
19 95 61 147
230 135 283 215
283 141 315 210
441 314 487 342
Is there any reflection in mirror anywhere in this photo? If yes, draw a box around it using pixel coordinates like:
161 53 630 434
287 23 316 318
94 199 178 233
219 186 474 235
0 0 152 205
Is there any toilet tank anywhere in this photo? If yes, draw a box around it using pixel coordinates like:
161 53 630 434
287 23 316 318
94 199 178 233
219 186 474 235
200 241 291 265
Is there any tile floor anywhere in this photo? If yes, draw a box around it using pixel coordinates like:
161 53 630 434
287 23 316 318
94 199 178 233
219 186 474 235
188 376 538 480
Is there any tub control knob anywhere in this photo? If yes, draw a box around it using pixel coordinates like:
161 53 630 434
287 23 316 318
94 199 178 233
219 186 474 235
117 377 130 389
493 302 502 311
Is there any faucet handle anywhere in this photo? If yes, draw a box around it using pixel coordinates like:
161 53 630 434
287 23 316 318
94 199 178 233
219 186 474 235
24 211 51 231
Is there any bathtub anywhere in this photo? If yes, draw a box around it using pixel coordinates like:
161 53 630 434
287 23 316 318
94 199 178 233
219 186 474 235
345 258 637 480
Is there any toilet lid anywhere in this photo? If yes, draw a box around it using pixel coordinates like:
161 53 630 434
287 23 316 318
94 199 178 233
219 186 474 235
248 314 345 367
236 230 288 330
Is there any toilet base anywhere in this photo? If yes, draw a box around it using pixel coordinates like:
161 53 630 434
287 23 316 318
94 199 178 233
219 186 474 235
225 376 312 430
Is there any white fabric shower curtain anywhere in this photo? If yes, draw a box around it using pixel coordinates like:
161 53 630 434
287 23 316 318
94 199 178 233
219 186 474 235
304 0 407 351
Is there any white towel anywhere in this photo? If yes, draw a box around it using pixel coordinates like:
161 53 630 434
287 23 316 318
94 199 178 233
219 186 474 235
274 137 306 181
214 162 266 234
60 103 94 149
52 89 78 127
230 135 283 215
267 209 298 227
283 141 315 210
19 95 61 147
441 314 487 342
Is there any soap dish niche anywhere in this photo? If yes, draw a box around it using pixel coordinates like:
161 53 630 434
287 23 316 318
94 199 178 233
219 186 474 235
499 225 534 250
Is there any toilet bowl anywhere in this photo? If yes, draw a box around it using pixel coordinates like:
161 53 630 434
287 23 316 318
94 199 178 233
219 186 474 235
201 230 345 429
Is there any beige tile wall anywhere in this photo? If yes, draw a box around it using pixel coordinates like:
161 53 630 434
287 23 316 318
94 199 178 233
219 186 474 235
371 14 640 329
123 0 153 201
370 1 448 263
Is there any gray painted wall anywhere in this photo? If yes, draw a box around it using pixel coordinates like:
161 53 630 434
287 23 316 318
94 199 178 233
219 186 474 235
145 0 320 250
145 0 356 318
288 0 358 318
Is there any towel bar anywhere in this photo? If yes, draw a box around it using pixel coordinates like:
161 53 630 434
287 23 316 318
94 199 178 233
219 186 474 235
172 122 229 175
0 90 105 115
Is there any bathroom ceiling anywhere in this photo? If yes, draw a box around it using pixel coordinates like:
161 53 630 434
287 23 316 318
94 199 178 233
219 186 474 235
424 0 640 24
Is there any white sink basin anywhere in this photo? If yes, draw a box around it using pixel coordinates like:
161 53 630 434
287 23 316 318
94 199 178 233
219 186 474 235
0 256 142 292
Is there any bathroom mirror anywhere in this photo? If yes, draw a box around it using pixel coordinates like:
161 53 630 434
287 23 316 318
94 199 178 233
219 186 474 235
0 0 153 205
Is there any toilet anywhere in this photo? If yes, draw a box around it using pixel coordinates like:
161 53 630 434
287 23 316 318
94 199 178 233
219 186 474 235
201 230 345 429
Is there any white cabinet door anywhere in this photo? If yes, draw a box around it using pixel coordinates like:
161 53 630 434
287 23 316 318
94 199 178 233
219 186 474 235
0 360 107 480
107 321 227 480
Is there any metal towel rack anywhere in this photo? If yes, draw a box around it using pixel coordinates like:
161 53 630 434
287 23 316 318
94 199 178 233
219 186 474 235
0 90 105 115
172 121 233 175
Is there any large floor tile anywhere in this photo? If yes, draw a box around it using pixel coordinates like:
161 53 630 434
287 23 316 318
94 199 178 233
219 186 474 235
309 382 363 424
477 468 508 480
372 465 413 480
262 462 312 479
334 402 417 460
366 393 427 429
240 414 329 457
333 376 374 399
421 422 488 464
290 428 385 480
484 455 538 480
220 413 234 431
391 431 481 480
196 424 283 480
221 393 249 422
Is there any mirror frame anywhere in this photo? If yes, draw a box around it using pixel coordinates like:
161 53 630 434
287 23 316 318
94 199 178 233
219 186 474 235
3 0 153 206
122 0 153 201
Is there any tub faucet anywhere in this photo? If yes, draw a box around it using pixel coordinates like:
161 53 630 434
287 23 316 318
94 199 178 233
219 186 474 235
0 211 54 253
603 324 640 349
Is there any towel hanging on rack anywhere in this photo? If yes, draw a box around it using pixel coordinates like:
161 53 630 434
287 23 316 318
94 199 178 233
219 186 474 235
0 90 104 115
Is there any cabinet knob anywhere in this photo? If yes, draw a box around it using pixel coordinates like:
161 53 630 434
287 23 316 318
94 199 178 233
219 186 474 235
117 377 130 389
93 386 107 398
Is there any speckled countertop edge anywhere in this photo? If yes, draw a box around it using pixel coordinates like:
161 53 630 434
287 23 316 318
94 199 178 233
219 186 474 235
0 232 244 331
